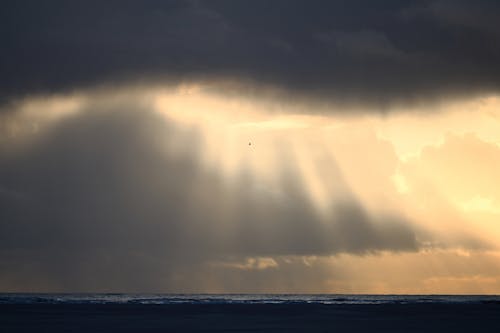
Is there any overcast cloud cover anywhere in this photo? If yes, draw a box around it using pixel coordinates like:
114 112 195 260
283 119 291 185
1 1 499 292
2 0 500 107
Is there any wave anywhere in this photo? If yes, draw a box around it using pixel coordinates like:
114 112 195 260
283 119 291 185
1 294 499 305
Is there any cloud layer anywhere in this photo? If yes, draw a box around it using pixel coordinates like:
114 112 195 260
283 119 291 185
0 98 420 291
2 0 500 107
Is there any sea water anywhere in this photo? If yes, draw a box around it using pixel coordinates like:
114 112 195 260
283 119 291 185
1 293 499 305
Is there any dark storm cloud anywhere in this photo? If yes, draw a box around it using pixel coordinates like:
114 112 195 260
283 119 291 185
2 0 500 108
0 102 419 291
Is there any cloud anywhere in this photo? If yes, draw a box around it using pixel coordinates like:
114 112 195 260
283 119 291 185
0 99 419 291
396 132 500 249
2 1 500 108
406 133 500 204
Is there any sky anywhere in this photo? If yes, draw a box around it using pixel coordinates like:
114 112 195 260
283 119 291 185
1 0 500 294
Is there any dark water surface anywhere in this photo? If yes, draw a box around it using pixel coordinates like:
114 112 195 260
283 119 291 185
1 294 500 332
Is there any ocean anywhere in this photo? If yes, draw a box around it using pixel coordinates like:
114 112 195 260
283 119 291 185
1 294 500 332
1 293 500 305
